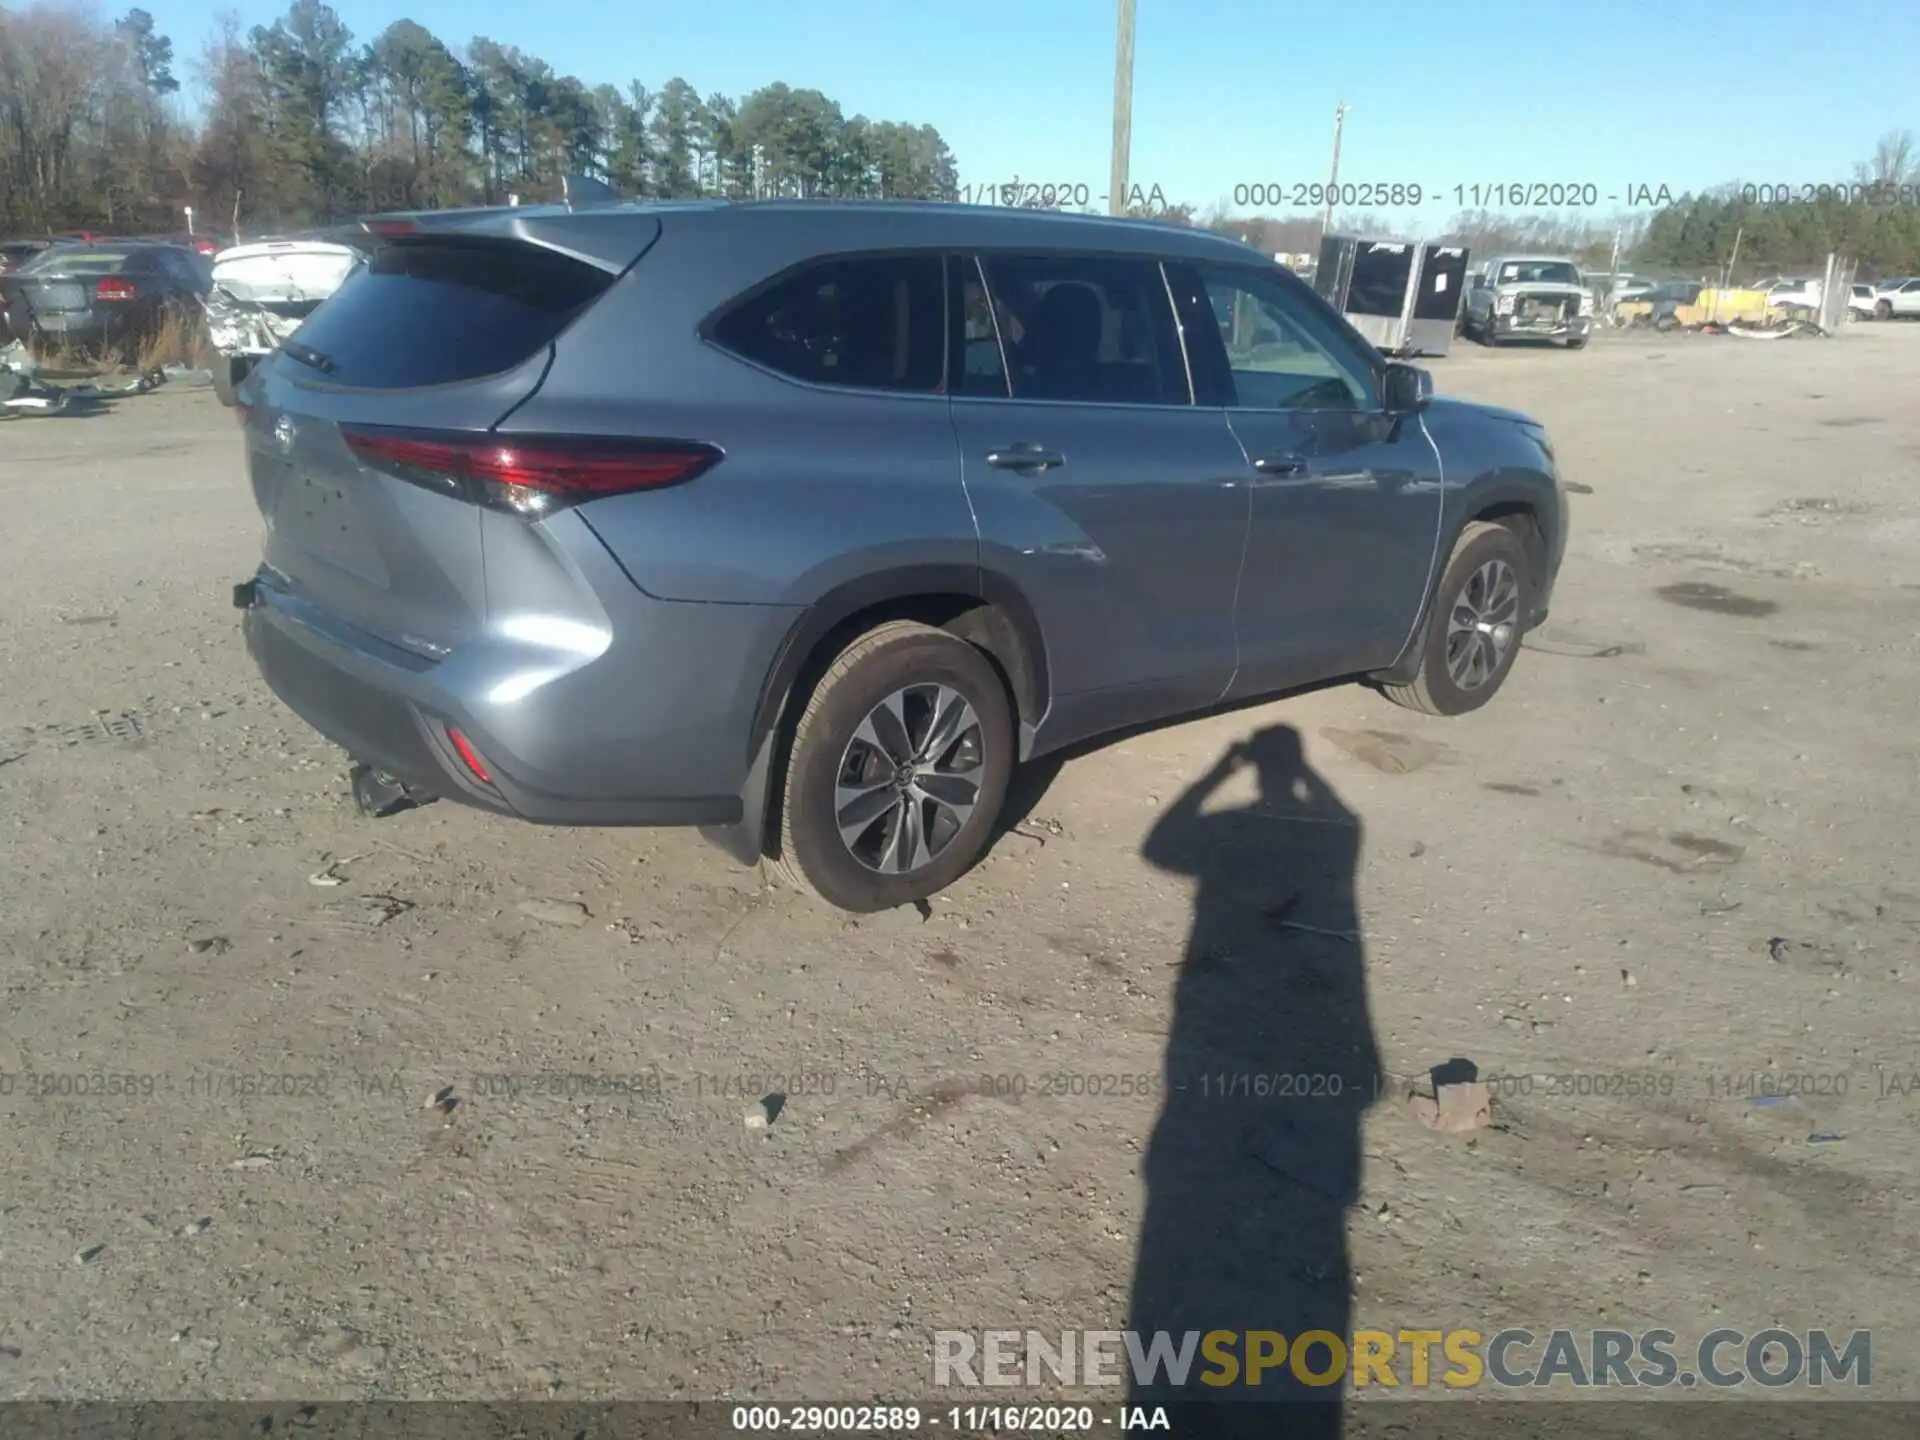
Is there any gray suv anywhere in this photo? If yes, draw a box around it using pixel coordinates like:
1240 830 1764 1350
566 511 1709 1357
235 200 1566 911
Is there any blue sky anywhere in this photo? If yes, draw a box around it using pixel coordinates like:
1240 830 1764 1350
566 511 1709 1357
157 0 1917 227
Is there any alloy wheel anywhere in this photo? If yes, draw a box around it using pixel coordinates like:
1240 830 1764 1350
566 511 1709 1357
834 684 985 875
1445 558 1520 690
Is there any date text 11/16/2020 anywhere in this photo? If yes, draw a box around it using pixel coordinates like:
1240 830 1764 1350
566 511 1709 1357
959 182 1178 211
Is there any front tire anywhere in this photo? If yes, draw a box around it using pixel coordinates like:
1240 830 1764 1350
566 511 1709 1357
773 620 1014 912
1383 521 1532 717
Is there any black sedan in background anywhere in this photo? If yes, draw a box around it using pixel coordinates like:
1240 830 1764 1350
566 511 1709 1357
0 242 211 355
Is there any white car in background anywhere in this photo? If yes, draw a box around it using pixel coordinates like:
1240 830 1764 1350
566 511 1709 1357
203 233 367 405
1758 277 1822 314
1873 277 1920 319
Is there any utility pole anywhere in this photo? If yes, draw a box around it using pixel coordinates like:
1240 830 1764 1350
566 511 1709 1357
1321 101 1349 237
1109 0 1136 216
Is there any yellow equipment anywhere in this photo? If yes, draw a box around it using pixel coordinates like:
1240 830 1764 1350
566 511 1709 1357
1615 287 1789 329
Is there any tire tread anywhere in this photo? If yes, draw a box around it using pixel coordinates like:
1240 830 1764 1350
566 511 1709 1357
771 619 959 902
1383 520 1516 716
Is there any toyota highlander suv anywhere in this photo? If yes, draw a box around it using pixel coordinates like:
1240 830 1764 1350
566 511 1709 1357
235 200 1567 912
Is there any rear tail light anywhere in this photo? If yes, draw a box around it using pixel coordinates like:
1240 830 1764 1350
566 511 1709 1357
445 725 493 784
341 427 722 518
95 277 137 301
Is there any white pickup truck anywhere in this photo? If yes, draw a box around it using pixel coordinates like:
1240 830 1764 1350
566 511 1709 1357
1460 255 1595 349
203 234 367 405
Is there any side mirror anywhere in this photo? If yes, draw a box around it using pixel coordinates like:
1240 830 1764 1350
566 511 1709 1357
1383 361 1433 412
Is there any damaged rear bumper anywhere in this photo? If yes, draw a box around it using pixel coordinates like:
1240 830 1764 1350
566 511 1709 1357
204 291 310 357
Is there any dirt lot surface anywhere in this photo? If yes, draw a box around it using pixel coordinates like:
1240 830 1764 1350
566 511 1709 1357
2 326 1917 1421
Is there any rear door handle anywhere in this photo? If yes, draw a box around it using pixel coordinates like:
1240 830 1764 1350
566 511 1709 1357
986 445 1065 473
1253 454 1306 476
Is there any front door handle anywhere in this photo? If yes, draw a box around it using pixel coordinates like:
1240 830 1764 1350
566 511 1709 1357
1253 453 1306 475
986 445 1065 473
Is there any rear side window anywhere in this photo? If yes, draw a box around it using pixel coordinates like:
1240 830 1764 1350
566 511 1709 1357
284 237 612 389
710 254 946 393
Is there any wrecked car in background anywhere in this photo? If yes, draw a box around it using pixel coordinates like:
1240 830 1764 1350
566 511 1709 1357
0 241 211 358
1460 255 1594 348
204 232 367 406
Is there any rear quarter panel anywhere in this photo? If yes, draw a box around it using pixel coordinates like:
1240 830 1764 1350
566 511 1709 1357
498 223 979 608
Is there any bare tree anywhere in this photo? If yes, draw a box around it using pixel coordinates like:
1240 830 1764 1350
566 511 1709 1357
0 6 107 230
1855 129 1917 186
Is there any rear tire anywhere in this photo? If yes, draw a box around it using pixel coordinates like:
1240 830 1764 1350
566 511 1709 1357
1382 521 1532 717
772 620 1014 912
1566 335 1588 349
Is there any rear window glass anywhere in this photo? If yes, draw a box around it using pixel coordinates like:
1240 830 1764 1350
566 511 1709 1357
284 238 611 389
19 248 141 275
710 255 946 393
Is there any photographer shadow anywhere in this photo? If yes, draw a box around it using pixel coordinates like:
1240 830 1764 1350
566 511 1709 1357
1127 724 1379 1438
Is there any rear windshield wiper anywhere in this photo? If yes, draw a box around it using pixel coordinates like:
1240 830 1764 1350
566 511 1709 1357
281 340 337 375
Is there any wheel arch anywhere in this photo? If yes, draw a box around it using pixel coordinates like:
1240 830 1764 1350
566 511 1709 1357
701 564 1050 867
1371 491 1548 687
746 564 1048 763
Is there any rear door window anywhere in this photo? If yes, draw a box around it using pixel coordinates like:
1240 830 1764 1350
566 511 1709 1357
282 237 613 389
975 254 1189 405
709 254 946 393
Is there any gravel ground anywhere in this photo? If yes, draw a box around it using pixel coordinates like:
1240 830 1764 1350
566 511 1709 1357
1 325 1916 1422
